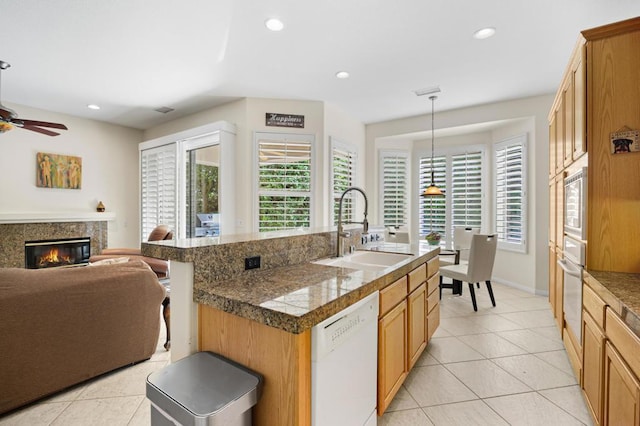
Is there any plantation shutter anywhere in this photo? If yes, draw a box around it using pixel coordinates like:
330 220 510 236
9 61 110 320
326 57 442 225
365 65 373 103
258 137 312 232
140 143 177 241
418 155 447 238
495 135 526 252
380 152 408 228
451 151 483 234
332 144 356 224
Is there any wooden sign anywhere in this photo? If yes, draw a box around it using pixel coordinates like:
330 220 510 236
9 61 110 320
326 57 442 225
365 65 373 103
610 127 640 154
266 113 305 128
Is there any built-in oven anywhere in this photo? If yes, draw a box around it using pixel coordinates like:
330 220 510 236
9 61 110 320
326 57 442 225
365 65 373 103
558 235 585 342
564 167 587 240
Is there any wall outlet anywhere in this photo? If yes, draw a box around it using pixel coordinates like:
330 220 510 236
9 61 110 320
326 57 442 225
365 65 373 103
245 255 261 270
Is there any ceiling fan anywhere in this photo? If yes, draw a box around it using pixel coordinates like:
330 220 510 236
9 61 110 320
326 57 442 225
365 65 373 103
0 60 68 136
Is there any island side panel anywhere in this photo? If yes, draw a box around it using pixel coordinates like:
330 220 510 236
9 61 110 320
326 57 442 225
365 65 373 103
199 304 312 426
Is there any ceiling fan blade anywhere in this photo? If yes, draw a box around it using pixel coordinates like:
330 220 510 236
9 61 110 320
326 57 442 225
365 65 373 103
0 106 15 121
18 119 67 130
22 125 61 137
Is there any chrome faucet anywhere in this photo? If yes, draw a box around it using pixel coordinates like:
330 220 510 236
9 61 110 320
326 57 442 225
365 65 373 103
337 187 369 257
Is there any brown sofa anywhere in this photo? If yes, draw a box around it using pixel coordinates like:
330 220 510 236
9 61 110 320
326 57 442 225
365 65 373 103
0 260 166 415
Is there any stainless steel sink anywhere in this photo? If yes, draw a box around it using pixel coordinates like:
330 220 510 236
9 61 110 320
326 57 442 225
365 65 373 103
312 250 413 272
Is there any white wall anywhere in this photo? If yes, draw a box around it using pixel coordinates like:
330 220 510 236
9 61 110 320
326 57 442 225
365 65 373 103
0 102 142 247
365 95 554 294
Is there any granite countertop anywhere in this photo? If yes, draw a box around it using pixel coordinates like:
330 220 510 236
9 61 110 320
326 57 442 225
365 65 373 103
195 242 439 334
584 269 640 338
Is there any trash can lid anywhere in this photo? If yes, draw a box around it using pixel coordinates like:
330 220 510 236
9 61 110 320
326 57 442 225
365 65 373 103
146 351 263 422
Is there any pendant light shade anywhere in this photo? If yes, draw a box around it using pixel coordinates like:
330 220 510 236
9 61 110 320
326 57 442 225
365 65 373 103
422 95 443 197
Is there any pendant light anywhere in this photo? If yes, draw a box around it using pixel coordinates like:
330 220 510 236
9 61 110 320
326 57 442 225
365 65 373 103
422 95 443 197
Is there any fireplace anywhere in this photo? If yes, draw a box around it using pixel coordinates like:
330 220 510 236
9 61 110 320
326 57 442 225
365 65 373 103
25 237 91 269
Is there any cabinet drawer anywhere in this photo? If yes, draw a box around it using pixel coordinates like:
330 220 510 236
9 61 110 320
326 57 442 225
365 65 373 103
427 256 439 279
379 276 408 317
427 273 439 296
427 302 440 341
408 264 427 293
583 283 606 329
605 307 640 378
427 287 439 314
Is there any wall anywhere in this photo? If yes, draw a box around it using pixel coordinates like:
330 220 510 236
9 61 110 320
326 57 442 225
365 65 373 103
365 95 554 294
0 102 142 248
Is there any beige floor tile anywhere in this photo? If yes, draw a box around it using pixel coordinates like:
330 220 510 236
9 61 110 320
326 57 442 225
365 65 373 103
0 402 69 426
438 317 491 336
414 351 440 367
485 392 585 425
530 325 564 342
127 398 151 426
422 400 509 426
50 396 144 426
426 337 485 363
41 383 87 403
77 361 167 400
499 310 557 328
430 326 452 338
492 354 578 390
379 408 434 426
458 333 528 358
539 385 595 426
496 329 565 353
444 359 531 398
500 296 552 311
534 350 576 376
386 386 419 412
469 314 524 332
404 365 477 407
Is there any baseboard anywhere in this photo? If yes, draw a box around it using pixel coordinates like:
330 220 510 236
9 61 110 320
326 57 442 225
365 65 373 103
491 276 548 297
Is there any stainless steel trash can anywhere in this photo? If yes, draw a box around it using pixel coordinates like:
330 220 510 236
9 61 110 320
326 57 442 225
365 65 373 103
146 351 263 426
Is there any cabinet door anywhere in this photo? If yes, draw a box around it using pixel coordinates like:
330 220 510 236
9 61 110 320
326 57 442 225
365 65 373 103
554 251 564 330
378 300 407 415
555 104 565 175
582 310 604 425
572 53 585 159
549 245 557 313
407 283 427 369
549 118 557 180
549 179 557 247
555 174 565 251
563 83 574 167
603 342 640 426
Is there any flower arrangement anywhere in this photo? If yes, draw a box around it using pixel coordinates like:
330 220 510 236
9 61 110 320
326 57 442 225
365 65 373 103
0 122 13 133
425 231 441 245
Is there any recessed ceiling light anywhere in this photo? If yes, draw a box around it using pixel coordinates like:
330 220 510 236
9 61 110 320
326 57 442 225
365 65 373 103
335 71 350 79
87 104 100 110
265 18 284 31
473 27 496 40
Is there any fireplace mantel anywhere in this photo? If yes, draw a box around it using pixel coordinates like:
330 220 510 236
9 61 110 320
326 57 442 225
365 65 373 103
0 212 116 224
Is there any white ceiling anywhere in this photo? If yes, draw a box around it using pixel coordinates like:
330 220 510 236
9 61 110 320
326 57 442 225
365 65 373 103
1 1 639 130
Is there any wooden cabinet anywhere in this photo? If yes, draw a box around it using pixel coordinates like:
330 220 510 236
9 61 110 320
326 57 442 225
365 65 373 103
603 342 640 426
582 309 605 425
377 259 440 415
554 250 564 330
378 299 407 415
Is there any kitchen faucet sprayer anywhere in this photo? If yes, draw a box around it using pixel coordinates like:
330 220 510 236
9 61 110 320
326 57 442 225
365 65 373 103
336 187 369 257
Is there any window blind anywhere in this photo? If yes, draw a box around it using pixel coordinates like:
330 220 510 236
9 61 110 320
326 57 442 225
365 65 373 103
495 136 526 252
418 155 447 238
258 138 312 232
380 153 408 228
451 152 483 234
140 144 177 241
332 144 356 224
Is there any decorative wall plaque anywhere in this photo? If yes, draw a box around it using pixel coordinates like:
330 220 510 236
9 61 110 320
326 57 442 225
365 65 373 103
266 113 305 128
610 126 640 154
36 152 82 189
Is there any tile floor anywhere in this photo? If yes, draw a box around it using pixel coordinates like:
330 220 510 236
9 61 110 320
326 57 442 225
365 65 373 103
379 282 594 426
1 282 594 426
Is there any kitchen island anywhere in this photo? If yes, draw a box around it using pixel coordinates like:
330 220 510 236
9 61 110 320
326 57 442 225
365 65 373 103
143 228 440 425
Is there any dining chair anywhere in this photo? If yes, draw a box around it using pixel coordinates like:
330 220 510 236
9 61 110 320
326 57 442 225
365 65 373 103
439 233 498 311
439 227 480 296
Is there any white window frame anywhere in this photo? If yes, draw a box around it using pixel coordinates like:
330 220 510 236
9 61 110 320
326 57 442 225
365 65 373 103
330 137 358 226
493 134 527 253
416 145 487 247
379 150 409 229
253 132 316 232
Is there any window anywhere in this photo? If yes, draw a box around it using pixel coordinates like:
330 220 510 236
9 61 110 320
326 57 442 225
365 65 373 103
256 133 314 232
494 135 527 252
419 149 484 245
331 139 357 225
379 152 408 228
140 143 178 241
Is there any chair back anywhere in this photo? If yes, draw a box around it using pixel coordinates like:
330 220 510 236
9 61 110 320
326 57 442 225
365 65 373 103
466 234 498 283
147 225 173 242
453 227 480 261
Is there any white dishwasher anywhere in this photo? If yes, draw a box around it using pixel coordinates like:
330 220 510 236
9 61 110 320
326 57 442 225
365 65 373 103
311 291 379 426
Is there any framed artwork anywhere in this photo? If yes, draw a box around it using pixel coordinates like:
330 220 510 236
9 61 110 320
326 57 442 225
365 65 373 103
36 152 82 189
610 127 640 154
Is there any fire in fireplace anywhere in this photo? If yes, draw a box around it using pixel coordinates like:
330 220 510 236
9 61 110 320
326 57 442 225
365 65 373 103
25 237 91 269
